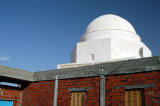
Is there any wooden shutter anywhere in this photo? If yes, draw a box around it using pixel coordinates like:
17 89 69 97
125 89 144 106
71 92 84 106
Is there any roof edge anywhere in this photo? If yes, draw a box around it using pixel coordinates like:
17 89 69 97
33 56 160 81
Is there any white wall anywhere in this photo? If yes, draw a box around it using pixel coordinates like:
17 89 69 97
111 39 142 59
71 38 152 64
76 38 111 64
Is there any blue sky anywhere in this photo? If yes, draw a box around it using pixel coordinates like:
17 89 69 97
0 0 159 72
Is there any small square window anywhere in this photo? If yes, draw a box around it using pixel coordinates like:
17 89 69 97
90 53 95 60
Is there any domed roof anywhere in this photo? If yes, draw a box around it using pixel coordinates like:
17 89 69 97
86 14 136 33
81 14 140 42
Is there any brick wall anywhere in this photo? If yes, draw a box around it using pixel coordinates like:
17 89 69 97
21 77 100 106
21 71 160 106
0 86 22 106
58 77 100 106
105 71 160 106
22 81 54 106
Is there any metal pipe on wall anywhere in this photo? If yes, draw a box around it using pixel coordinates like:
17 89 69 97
53 74 58 106
100 68 105 106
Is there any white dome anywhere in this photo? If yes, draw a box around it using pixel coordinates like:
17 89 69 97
87 14 136 33
81 14 140 42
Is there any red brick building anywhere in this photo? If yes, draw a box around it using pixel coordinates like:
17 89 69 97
0 56 160 106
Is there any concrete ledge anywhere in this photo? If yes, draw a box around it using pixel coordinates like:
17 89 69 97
68 87 92 92
0 56 160 82
114 83 155 89
34 56 160 81
0 65 33 81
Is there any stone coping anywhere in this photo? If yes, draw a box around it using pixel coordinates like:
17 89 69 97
34 56 160 81
0 56 160 82
0 65 33 81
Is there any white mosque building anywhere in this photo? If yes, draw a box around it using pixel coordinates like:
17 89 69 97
57 14 152 69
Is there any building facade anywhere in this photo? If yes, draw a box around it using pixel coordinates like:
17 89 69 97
0 57 160 106
0 14 159 106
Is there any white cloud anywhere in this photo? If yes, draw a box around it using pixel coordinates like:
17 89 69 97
0 56 10 61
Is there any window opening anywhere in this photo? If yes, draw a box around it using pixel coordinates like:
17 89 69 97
90 53 95 61
125 89 145 106
71 91 85 106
